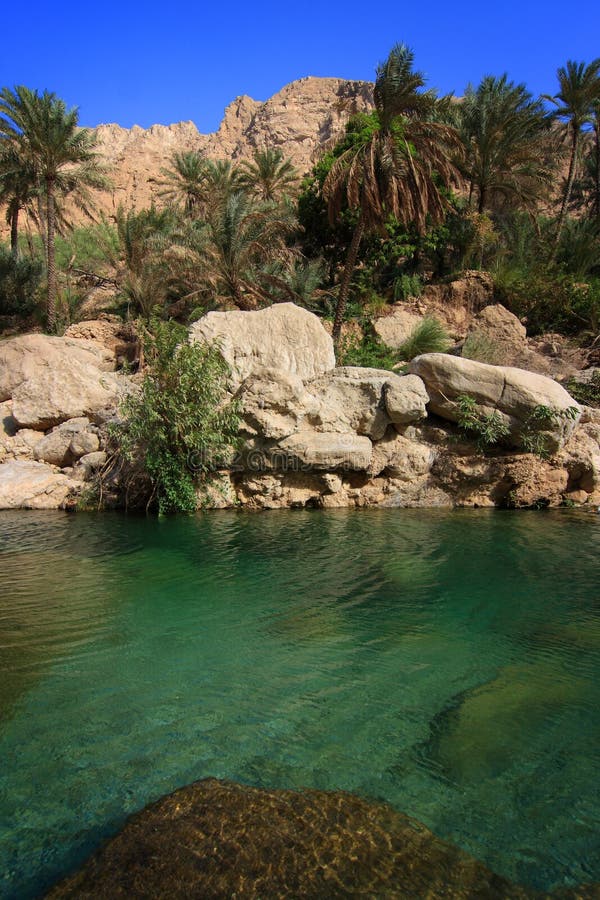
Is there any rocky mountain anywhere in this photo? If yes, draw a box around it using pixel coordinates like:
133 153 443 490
89 77 374 218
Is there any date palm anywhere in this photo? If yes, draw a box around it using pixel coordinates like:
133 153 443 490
545 59 600 246
322 44 462 343
239 148 299 202
0 86 110 329
0 142 38 256
455 75 553 215
157 150 206 217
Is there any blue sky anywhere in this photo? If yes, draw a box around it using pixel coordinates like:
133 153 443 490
3 0 599 132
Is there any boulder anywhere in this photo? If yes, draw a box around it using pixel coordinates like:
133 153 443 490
237 369 319 440
76 451 107 478
463 304 527 365
0 400 17 438
189 303 335 388
410 353 581 451
33 418 100 467
0 333 115 401
11 361 122 431
0 460 79 509
372 309 423 349
384 374 429 426
276 431 372 470
369 430 435 479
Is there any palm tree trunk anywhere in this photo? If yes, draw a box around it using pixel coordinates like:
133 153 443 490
10 206 19 258
477 185 487 215
332 215 364 346
594 119 600 224
46 178 57 331
554 125 579 250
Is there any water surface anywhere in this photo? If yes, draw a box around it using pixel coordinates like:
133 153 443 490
0 508 599 897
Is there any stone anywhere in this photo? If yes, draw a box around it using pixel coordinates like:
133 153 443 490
409 353 581 451
11 361 122 431
69 431 100 459
0 460 79 509
463 304 527 365
189 303 335 389
384 374 429 426
369 430 435 479
0 400 17 437
34 429 75 467
0 333 114 401
76 451 107 477
306 367 393 439
276 431 372 471
372 309 423 349
237 369 319 440
46 777 545 900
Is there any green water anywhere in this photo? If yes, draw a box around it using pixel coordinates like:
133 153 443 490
0 508 599 898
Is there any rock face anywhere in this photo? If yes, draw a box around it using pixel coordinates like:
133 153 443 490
11 360 122 431
48 778 545 899
373 309 424 349
189 303 336 388
0 333 115 402
0 460 79 509
15 77 372 227
409 353 581 451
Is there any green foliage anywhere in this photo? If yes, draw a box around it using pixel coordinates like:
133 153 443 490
495 267 600 335
393 273 423 301
461 331 503 364
111 320 240 514
337 327 398 370
566 371 600 408
397 317 451 361
54 220 119 274
455 393 510 450
0 245 42 316
520 404 579 458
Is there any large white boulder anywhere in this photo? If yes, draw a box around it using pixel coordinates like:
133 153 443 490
275 431 372 470
0 459 79 509
11 361 122 431
0 333 115 401
409 353 581 451
189 303 336 388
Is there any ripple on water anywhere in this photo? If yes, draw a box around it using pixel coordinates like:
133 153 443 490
0 508 599 899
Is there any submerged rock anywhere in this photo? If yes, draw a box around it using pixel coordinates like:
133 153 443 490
47 777 551 899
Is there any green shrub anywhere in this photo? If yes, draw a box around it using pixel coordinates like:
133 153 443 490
520 404 579 458
398 317 451 361
337 326 398 371
461 331 503 364
566 372 600 408
0 246 43 317
455 394 510 450
110 320 240 514
393 273 423 301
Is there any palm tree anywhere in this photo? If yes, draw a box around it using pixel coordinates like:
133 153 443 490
0 141 38 256
455 75 553 215
322 44 462 343
198 191 296 310
156 150 206 217
545 59 600 246
239 148 299 202
0 86 109 329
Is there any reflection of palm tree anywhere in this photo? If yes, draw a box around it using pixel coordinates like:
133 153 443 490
545 59 600 246
240 148 299 203
0 86 110 329
323 44 461 343
455 75 553 215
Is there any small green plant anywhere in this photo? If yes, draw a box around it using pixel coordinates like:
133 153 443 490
455 394 510 451
566 372 600 409
398 317 451 361
520 404 579 458
393 272 423 301
110 320 240 514
461 331 503 365
0 246 43 317
337 328 398 370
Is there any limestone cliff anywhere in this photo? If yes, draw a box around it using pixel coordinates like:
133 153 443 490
87 77 373 218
